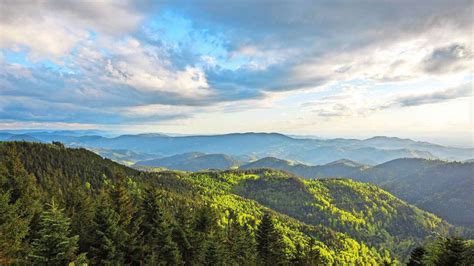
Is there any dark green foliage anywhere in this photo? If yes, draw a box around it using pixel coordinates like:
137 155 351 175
203 233 222 265
0 144 40 264
0 191 29 264
89 195 124 265
412 236 472 266
28 201 79 265
437 237 466 266
256 213 286 265
407 246 425 266
140 188 181 265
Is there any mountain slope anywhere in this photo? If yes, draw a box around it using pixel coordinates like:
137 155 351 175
0 141 463 262
134 152 241 171
240 157 367 178
353 158 474 228
0 141 387 264
242 156 474 229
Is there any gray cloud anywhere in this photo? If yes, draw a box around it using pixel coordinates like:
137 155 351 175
423 44 472 73
390 83 472 108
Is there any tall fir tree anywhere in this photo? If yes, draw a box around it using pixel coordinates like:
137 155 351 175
140 188 181 265
89 194 124 265
407 246 426 266
65 184 95 254
256 213 286 265
110 179 142 264
173 204 194 264
305 237 322 265
28 201 79 265
203 233 222 266
0 191 30 264
437 237 466 266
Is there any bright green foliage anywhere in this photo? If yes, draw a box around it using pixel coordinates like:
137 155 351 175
1 142 470 265
28 201 79 265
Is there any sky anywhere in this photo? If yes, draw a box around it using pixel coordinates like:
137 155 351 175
0 0 473 146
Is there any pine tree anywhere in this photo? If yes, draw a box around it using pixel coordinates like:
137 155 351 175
407 246 426 266
110 179 142 264
89 195 124 265
437 237 466 266
256 213 286 265
191 205 216 263
203 233 222 266
140 188 181 265
194 205 214 234
230 221 256 265
66 184 95 254
173 205 194 264
0 191 29 264
28 201 79 265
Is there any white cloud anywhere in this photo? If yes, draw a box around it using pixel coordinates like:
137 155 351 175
99 37 213 98
0 0 144 61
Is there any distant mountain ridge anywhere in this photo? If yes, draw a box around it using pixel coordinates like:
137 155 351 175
134 152 242 171
1 132 472 165
240 157 368 179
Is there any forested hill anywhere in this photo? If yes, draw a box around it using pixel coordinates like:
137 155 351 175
353 158 474 228
0 141 460 264
240 157 367 178
241 157 474 229
135 152 241 171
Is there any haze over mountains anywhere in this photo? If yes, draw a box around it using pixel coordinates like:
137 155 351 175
1 131 472 166
2 130 472 230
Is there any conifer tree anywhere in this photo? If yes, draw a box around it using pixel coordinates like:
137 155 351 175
28 201 79 265
66 184 95 254
173 205 194 264
110 179 142 263
437 237 466 266
230 221 256 265
89 196 124 265
0 191 29 264
407 246 426 266
203 233 222 266
0 145 40 218
256 212 286 265
140 188 181 265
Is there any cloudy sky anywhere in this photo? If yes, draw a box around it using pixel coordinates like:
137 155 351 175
1 0 473 146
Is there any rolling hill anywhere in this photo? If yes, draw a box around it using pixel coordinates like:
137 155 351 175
134 152 242 171
241 156 474 229
352 158 474 228
240 157 368 179
1 141 465 264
